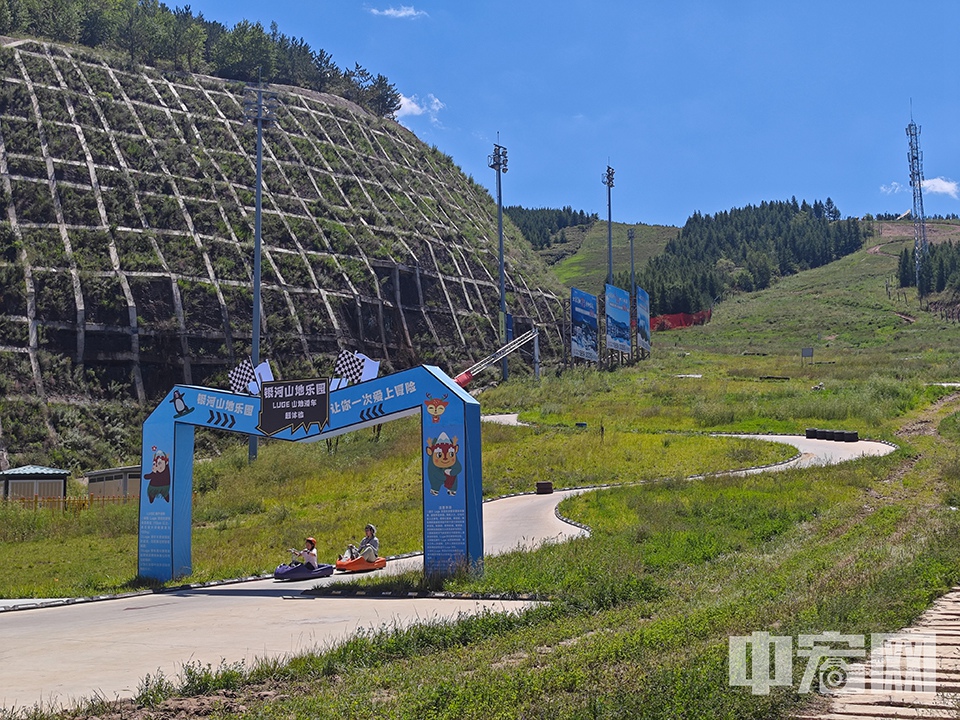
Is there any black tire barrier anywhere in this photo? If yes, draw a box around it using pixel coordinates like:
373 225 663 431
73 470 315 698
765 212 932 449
810 428 860 442
536 481 554 495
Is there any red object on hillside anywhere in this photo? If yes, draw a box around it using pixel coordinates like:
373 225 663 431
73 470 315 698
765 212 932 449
651 308 712 331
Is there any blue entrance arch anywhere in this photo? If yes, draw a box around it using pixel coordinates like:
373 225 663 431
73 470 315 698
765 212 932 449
138 365 483 582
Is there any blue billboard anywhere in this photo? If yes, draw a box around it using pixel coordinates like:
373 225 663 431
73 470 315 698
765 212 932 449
636 286 651 353
605 284 631 354
570 288 598 362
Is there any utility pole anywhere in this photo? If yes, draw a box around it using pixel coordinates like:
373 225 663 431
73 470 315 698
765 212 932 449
489 140 508 380
603 165 615 286
243 73 278 463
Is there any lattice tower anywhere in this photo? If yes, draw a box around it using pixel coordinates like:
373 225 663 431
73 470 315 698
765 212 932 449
906 119 928 293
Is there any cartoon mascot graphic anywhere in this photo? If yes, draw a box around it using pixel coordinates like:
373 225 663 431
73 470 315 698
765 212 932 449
425 432 462 496
143 446 171 503
424 394 449 423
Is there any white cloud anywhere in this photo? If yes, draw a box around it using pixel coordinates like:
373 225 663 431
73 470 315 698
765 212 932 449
923 176 960 199
881 177 960 199
396 93 445 125
369 6 428 19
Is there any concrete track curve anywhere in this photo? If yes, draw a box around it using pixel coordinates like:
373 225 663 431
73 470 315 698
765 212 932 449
0 431 895 711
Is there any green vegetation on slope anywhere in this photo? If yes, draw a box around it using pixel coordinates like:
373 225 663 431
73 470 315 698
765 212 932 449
538 199 865 318
550 221 675 294
634 199 865 315
894 218 960 295
504 205 598 250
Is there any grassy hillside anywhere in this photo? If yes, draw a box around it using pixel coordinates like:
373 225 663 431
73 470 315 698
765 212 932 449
689 219 960 365
546 221 675 294
7 232 960 718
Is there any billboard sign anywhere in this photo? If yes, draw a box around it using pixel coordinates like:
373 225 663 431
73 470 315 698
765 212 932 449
605 284 631 354
570 287 598 362
636 286 651 353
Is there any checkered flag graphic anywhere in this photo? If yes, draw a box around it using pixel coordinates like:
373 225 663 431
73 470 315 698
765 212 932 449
228 358 256 395
334 350 365 386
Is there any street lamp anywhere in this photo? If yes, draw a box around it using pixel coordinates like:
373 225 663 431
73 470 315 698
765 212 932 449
629 227 635 361
243 75 278 463
488 141 508 380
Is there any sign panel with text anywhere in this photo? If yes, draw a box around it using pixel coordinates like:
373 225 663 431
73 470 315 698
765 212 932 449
257 378 329 436
636 286 651 353
605 283 631 354
571 287 599 362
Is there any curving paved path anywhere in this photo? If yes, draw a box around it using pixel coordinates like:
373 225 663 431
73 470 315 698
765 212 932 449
0 432 895 711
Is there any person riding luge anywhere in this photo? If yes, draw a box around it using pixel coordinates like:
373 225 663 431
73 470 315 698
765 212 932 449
341 524 379 563
289 537 318 568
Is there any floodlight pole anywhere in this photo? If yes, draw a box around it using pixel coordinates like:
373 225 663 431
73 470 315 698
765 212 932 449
244 73 277 462
603 165 615 286
629 228 635 361
489 141 508 381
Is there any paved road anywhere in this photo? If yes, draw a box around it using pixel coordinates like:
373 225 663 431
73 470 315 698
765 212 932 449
725 433 894 470
0 433 894 711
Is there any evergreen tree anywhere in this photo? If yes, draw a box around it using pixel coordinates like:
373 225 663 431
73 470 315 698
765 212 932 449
504 206 596 249
898 248 913 287
117 0 163 64
212 20 275 82
636 198 863 315
0 0 13 33
824 197 840 221
936 254 947 293
312 48 343 94
0 0 402 111
163 6 206 72
78 0 119 47
918 251 934 296
368 74 401 118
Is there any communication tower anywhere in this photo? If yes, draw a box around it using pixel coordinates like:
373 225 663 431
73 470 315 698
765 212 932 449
906 118 928 294
602 165 615 285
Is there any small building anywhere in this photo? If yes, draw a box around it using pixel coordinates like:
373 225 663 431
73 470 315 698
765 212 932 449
85 465 141 499
0 465 69 500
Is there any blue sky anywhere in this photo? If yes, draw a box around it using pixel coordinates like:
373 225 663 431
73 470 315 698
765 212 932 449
187 1 960 228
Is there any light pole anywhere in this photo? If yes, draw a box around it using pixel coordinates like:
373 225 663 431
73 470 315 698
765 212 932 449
243 75 277 463
488 141 508 380
603 165 615 286
629 227 635 361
